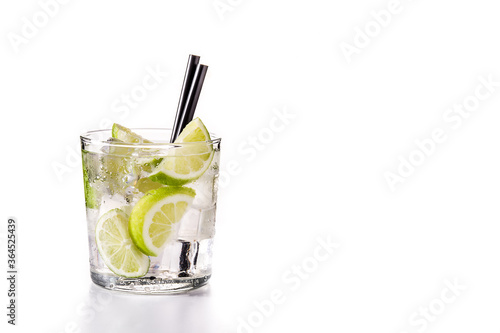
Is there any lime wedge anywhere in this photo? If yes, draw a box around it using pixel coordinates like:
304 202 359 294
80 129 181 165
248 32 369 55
129 187 196 256
95 209 150 278
111 123 152 143
105 124 163 195
149 118 214 186
82 155 98 209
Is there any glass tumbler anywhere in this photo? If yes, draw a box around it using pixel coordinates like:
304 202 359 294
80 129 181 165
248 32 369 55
80 128 220 293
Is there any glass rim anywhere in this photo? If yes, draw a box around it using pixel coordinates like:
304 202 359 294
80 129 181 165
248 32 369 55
80 128 221 149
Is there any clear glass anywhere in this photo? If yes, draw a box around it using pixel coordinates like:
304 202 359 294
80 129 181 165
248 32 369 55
80 128 221 294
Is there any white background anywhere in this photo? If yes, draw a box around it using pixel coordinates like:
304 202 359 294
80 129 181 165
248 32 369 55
1 0 500 332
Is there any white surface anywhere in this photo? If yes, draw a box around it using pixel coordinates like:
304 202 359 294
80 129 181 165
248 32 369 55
1 0 500 332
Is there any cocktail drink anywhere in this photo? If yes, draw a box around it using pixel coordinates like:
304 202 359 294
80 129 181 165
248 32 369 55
81 118 221 293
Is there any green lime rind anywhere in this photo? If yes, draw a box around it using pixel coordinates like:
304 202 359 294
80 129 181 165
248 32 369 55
149 171 192 186
141 157 163 173
95 209 150 278
129 187 196 256
82 162 98 209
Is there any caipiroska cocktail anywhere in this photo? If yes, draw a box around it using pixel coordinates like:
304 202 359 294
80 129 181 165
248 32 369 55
81 118 220 293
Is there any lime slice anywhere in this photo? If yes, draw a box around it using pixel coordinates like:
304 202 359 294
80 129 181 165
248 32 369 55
149 118 214 186
111 123 152 143
95 209 150 277
129 187 196 256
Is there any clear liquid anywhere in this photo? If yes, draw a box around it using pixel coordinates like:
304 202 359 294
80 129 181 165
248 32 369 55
83 148 219 293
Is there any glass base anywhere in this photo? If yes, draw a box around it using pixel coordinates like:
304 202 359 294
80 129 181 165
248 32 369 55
91 272 211 294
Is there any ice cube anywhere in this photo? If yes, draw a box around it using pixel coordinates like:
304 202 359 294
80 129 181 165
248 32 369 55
176 206 216 241
198 206 216 239
190 163 219 209
177 208 201 240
